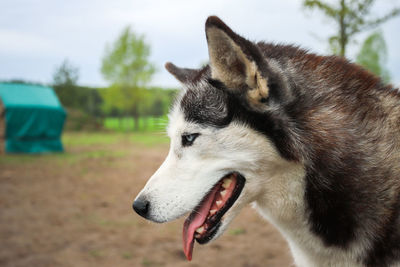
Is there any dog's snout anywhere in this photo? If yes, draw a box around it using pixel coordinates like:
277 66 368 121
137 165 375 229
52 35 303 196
132 198 150 218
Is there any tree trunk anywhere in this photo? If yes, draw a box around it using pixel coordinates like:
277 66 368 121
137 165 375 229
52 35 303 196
339 0 347 57
143 116 148 131
118 115 122 130
132 105 139 131
134 114 139 131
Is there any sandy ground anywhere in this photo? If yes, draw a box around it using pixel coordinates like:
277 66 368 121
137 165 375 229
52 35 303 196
0 136 293 267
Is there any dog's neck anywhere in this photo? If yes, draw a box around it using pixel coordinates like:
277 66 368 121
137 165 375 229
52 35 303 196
252 164 364 267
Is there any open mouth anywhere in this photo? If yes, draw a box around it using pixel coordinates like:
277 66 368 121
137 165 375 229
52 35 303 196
182 172 246 261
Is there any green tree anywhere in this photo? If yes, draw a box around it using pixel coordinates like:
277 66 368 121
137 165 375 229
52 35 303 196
52 59 83 108
356 30 390 82
52 59 103 118
101 26 155 130
303 0 400 57
53 59 79 86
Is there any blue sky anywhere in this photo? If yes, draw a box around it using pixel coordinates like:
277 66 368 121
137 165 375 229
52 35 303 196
0 0 399 88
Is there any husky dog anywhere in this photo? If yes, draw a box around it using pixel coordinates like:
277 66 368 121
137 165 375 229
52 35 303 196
133 16 400 266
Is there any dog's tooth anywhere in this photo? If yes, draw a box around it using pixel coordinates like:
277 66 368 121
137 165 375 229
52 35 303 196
222 178 232 189
216 200 223 207
220 190 227 197
196 226 205 234
209 209 217 216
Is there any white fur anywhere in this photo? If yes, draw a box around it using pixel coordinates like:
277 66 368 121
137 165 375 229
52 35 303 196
135 107 370 266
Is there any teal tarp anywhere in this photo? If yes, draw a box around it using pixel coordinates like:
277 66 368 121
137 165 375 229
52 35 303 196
0 83 66 153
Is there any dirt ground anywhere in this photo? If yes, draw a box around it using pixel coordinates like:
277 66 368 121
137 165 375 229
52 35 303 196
0 134 293 267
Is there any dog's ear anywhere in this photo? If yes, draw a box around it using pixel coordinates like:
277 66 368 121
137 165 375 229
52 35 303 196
165 62 200 84
205 16 271 107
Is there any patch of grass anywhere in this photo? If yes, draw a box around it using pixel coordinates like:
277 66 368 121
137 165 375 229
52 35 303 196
141 258 152 267
0 154 41 165
122 252 133 259
83 150 127 159
0 151 75 166
63 132 169 147
0 148 127 167
229 228 246 236
129 133 169 146
0 132 168 166
141 258 164 267
51 149 127 165
104 116 168 132
89 249 103 258
62 132 124 147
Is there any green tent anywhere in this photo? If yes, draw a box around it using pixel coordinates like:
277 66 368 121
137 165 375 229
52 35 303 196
0 83 66 153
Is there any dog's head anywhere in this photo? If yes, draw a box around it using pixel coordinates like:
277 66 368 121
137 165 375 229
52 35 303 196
133 16 301 260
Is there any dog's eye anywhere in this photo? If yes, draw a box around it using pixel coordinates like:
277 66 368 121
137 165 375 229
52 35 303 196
182 133 200 147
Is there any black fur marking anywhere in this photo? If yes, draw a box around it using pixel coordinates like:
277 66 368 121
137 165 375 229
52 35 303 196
231 101 298 161
181 78 299 161
267 80 280 101
305 164 358 248
364 192 400 267
181 82 233 128
208 78 226 91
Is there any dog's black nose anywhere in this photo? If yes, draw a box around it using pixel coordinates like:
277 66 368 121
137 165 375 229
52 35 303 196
132 198 149 218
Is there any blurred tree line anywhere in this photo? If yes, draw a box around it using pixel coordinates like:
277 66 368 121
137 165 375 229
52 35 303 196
52 59 177 131
4 26 178 132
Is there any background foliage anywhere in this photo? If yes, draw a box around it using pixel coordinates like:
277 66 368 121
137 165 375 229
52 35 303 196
302 0 400 57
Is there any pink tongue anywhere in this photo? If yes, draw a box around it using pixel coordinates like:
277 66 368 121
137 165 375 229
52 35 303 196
182 185 220 261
